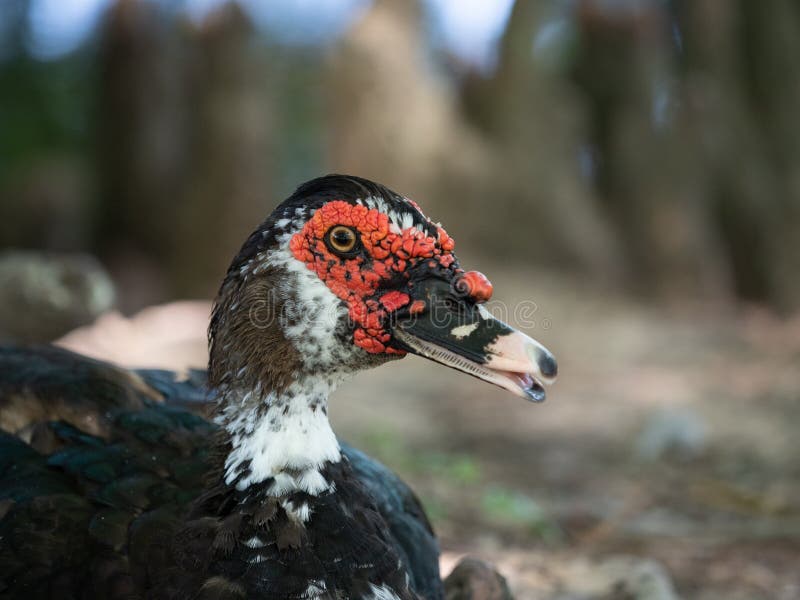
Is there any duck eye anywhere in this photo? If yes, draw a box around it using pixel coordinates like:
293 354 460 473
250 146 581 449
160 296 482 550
326 225 359 255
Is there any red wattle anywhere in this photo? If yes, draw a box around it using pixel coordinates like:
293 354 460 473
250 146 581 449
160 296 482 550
459 271 493 303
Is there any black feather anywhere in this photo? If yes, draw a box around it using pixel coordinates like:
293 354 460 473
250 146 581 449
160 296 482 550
0 347 443 599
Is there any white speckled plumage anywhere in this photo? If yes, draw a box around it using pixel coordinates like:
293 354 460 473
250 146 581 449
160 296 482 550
219 378 342 492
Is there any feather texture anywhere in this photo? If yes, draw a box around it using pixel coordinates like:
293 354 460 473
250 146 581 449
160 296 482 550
0 346 442 599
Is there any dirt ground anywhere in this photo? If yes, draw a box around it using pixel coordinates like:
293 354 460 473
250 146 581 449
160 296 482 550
59 268 800 600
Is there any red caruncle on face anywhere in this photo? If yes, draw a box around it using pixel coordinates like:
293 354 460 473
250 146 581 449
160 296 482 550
289 200 457 355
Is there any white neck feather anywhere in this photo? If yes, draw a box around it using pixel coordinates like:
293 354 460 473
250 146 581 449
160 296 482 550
218 378 341 494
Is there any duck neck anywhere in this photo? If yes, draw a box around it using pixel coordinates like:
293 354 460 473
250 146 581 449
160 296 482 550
216 375 341 495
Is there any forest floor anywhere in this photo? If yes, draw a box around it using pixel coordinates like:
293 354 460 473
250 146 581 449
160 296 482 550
59 268 800 600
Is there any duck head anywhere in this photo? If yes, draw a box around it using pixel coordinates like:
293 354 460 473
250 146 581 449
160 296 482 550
209 175 556 403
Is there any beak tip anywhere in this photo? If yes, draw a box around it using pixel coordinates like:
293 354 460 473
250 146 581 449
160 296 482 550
524 382 547 403
540 352 558 380
526 343 558 382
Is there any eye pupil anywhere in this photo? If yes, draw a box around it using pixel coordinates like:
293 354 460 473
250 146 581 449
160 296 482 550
327 226 358 254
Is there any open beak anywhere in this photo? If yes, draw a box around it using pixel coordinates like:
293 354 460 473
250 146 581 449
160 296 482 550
391 277 557 402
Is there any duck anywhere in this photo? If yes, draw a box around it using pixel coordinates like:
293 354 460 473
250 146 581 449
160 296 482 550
0 175 557 600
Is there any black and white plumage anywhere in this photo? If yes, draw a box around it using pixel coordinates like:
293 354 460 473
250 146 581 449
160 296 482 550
0 175 556 599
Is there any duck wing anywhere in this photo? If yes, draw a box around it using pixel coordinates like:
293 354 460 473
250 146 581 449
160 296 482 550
341 443 442 600
0 346 443 599
0 346 216 597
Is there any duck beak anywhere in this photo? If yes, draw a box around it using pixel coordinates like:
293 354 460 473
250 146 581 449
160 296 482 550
391 278 557 402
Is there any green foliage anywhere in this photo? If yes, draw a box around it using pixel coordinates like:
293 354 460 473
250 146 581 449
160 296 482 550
0 53 94 182
358 427 481 484
356 426 562 540
480 486 562 542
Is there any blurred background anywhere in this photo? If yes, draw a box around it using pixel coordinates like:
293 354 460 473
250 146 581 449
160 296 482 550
1 0 799 598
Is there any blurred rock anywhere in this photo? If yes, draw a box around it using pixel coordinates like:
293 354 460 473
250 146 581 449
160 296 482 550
542 555 679 600
442 552 679 600
591 557 679 600
634 408 708 461
444 557 513 600
0 252 115 344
